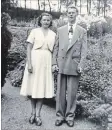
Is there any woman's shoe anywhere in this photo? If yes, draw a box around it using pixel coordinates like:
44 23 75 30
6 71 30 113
35 116 42 126
29 114 36 124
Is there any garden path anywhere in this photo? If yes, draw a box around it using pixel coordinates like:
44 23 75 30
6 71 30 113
1 79 108 130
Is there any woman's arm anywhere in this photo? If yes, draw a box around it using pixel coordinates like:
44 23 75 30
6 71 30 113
52 31 59 72
27 42 33 73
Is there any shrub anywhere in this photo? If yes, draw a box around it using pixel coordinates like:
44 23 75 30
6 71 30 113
1 12 12 87
8 60 26 87
7 26 28 71
76 34 112 124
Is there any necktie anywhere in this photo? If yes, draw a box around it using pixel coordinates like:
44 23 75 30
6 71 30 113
69 25 73 34
69 25 73 43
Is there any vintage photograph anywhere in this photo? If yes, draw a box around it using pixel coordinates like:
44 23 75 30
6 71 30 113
1 0 112 130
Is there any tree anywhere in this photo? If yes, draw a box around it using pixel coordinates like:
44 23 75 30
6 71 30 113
58 0 60 10
87 0 92 14
48 0 51 12
44 0 45 11
89 0 92 14
97 0 101 16
25 0 26 10
80 0 81 14
59 0 62 12
30 0 31 9
87 0 89 13
20 0 21 8
37 0 40 10
74 0 77 6
103 0 107 17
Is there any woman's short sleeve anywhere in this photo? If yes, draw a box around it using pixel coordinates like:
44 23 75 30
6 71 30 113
26 29 35 44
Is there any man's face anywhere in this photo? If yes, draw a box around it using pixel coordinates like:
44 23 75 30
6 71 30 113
67 8 78 23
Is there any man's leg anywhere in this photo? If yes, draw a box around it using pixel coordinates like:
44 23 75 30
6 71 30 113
65 75 80 121
56 74 67 124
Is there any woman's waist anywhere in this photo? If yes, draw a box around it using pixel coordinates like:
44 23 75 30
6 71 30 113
31 49 52 55
32 43 53 52
31 49 52 59
32 48 49 51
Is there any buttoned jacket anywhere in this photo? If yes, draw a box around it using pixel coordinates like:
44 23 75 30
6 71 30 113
52 24 87 75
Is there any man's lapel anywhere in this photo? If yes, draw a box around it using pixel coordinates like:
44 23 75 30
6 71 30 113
67 25 80 51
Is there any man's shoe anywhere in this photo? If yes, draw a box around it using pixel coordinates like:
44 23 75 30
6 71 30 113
66 120 74 127
55 119 64 126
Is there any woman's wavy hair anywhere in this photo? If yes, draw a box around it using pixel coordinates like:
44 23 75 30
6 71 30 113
38 12 53 27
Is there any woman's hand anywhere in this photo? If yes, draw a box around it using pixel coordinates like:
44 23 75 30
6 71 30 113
28 64 33 73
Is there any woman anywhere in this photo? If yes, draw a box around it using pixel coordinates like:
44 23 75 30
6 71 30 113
20 13 56 126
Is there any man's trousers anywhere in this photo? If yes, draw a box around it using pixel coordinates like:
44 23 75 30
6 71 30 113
56 73 80 121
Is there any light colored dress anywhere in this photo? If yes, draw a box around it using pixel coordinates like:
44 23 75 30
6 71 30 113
20 28 56 98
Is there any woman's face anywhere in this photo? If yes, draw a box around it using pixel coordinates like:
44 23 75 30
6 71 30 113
40 15 51 29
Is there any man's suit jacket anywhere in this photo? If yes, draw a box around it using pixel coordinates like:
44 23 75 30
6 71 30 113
52 24 87 76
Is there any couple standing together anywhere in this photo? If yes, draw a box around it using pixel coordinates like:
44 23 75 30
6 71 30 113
20 4 87 127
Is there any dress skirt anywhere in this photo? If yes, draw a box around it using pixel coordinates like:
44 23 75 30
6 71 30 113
20 49 54 98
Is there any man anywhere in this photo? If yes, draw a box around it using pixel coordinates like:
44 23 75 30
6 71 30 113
52 4 87 127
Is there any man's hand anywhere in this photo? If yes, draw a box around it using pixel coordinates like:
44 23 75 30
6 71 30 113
77 65 82 74
52 65 59 73
28 64 33 73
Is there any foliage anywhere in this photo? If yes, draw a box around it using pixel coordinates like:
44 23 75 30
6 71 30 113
7 60 26 87
7 17 112 123
1 0 11 12
57 14 112 37
9 15 112 37
7 26 28 71
76 34 112 124
9 7 61 21
3 0 112 19
2 12 11 27
1 12 12 87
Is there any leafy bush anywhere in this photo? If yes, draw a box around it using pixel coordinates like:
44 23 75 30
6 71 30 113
7 26 28 71
1 12 12 87
8 60 26 87
76 34 112 124
77 15 112 37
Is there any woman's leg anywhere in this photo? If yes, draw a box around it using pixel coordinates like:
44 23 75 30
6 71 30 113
31 98 37 115
29 98 37 124
36 99 43 117
35 98 43 126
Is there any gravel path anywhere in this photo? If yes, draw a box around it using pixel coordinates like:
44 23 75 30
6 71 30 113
2 79 103 130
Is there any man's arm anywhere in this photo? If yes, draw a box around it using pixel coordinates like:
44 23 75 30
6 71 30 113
52 31 59 65
78 30 87 72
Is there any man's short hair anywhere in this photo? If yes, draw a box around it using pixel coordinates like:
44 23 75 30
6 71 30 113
67 4 78 13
